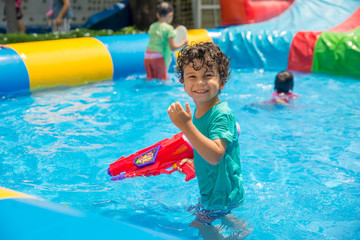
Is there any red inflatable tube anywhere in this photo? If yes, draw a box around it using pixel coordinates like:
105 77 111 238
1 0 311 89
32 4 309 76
220 0 294 26
288 31 322 72
288 7 360 72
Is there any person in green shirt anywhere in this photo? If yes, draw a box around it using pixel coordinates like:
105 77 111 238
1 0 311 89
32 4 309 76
167 42 244 226
144 2 187 81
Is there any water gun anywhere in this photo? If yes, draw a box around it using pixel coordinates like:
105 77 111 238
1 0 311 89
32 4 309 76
107 132 196 182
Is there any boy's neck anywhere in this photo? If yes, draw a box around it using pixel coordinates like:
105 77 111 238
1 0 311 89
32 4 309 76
194 97 221 118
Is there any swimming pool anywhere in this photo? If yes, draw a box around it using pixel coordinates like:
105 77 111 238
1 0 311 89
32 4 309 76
1 69 359 239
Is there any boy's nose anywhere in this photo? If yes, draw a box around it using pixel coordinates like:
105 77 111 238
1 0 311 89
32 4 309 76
197 78 206 85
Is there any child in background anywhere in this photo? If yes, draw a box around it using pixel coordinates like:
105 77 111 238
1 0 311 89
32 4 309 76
51 0 74 33
167 42 244 226
3 0 26 33
15 0 25 33
144 2 188 81
270 70 298 105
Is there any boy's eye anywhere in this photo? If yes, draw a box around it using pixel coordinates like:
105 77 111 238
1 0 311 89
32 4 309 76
205 73 214 77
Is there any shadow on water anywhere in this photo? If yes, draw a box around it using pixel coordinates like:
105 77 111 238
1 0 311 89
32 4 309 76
93 199 253 240
189 215 253 240
242 101 293 114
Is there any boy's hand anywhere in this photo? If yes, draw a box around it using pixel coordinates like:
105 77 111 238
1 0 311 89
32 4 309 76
177 158 194 174
167 102 192 131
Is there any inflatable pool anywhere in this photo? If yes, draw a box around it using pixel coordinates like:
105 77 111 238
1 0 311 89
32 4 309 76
0 0 359 239
0 0 359 96
0 187 180 240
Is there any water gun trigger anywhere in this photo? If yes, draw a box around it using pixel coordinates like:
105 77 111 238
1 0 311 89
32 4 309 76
159 168 177 175
181 162 196 182
159 163 195 182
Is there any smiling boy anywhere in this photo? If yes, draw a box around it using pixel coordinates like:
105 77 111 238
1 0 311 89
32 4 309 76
168 42 244 225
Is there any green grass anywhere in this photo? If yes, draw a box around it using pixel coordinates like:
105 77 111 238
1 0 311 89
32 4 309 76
0 27 142 44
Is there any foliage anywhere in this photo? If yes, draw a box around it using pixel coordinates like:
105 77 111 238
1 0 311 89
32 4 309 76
0 26 142 44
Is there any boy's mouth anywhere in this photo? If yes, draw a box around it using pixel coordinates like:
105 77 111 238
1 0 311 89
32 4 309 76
194 90 209 94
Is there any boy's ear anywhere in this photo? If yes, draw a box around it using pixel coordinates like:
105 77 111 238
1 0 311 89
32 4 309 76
220 81 225 90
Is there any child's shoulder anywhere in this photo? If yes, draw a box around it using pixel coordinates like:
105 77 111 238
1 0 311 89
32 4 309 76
150 22 174 32
149 22 161 28
269 91 299 104
216 101 232 111
212 102 235 118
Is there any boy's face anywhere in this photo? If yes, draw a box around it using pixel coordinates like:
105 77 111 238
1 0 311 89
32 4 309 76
183 58 224 106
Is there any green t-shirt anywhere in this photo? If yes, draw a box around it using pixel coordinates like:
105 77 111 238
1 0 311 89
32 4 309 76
193 101 244 210
146 22 176 68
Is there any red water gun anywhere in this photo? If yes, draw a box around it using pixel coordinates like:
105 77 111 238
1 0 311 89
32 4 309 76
107 132 196 182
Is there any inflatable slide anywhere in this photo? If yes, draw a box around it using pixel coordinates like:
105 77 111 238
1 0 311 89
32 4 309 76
288 8 360 78
220 0 295 26
82 1 132 31
218 0 360 73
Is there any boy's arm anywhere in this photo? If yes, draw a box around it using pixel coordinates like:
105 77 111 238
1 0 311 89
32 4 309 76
274 98 289 105
168 102 227 165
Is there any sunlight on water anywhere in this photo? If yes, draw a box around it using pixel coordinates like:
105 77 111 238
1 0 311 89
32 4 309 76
1 69 359 239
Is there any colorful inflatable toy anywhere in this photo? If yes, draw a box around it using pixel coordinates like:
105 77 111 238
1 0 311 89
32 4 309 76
220 0 294 26
0 0 359 96
108 132 196 182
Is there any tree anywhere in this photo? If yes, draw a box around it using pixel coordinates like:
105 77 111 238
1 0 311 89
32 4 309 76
128 0 158 31
5 0 19 33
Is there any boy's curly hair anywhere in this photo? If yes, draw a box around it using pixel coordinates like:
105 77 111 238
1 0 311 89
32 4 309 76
176 42 230 85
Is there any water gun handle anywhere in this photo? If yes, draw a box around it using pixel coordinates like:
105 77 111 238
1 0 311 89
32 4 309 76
182 162 196 182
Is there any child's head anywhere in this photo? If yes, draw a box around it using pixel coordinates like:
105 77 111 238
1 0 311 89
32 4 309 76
176 42 230 87
156 2 174 23
274 70 294 93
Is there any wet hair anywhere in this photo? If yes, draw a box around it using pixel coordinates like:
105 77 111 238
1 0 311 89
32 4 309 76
274 70 294 93
176 42 231 87
157 2 174 17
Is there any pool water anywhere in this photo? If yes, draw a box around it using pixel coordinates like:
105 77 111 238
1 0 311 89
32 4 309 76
1 69 359 239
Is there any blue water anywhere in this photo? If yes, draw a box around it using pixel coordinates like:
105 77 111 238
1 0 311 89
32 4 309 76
1 69 360 239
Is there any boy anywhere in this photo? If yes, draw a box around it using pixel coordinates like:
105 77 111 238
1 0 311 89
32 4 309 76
167 42 244 225
145 2 187 81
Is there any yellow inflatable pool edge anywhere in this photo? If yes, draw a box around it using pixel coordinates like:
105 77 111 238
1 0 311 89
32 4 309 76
188 29 213 45
0 187 35 200
8 37 114 91
1 30 217 95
